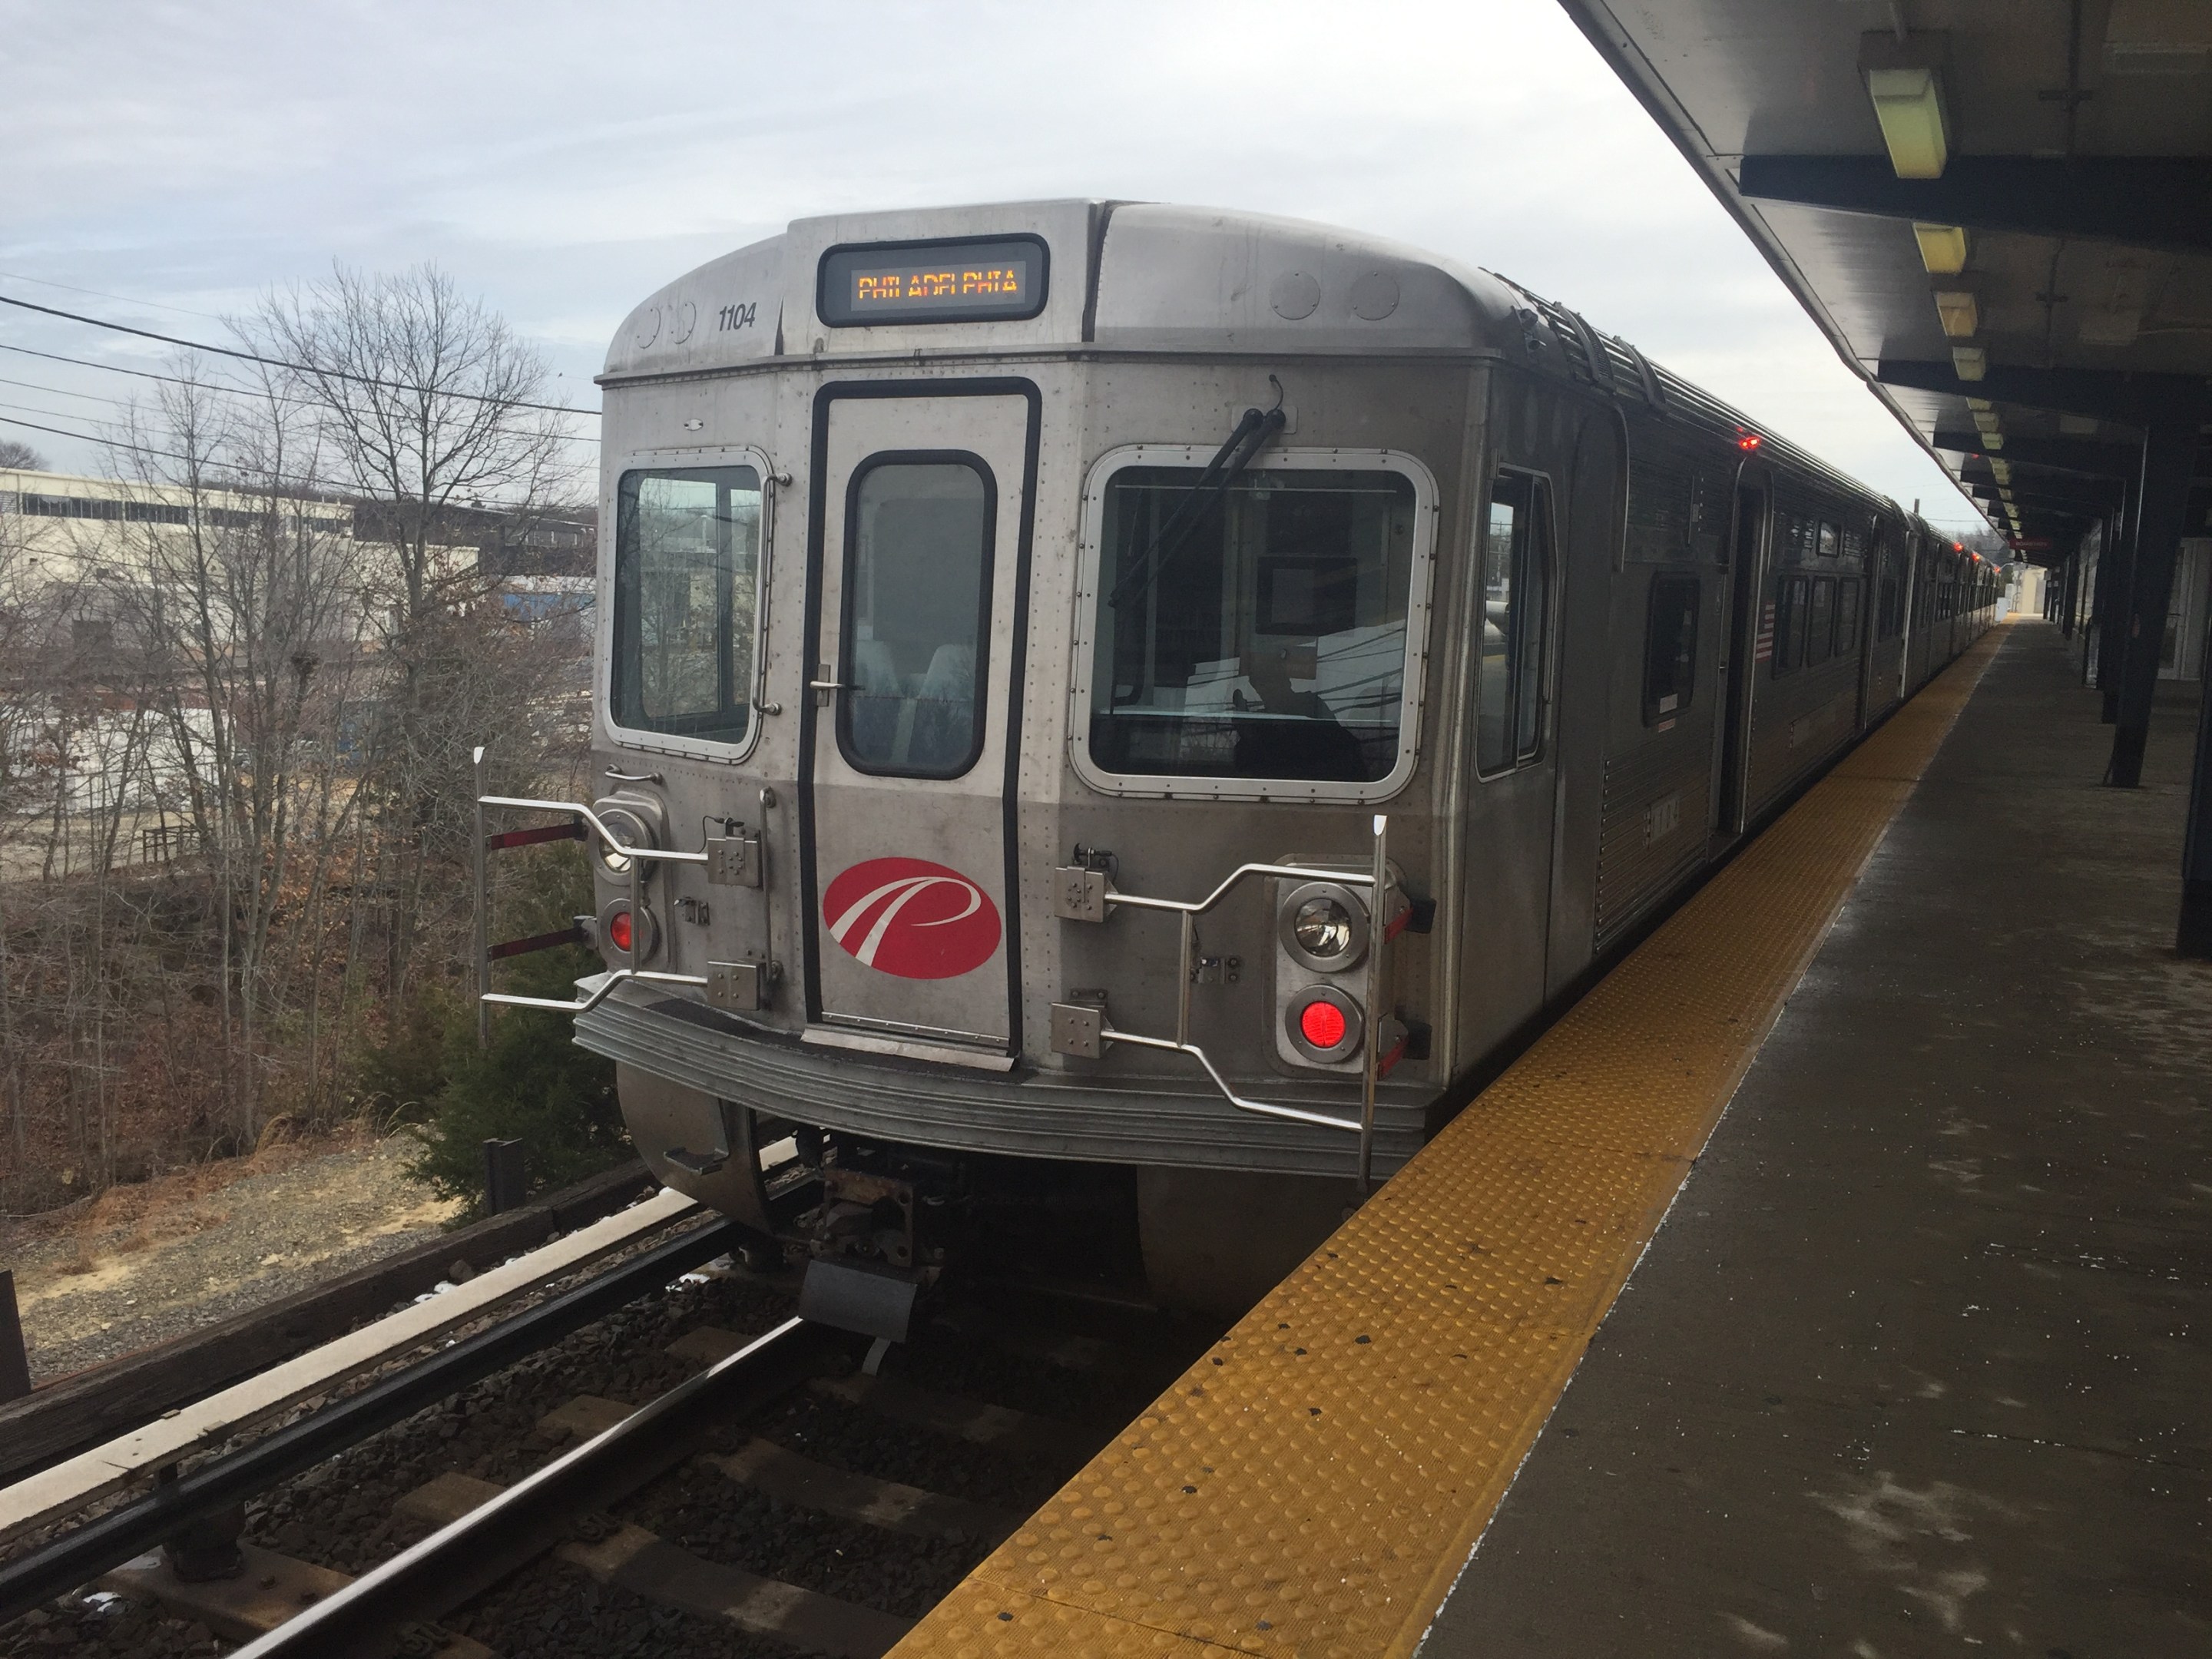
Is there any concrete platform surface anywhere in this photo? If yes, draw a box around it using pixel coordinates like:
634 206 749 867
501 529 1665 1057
1423 622 2211 1655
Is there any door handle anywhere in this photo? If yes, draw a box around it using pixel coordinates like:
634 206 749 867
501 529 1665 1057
806 680 854 692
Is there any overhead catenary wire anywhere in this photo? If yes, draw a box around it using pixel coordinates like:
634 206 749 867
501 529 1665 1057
0 269 230 323
0 344 599 445
0 293 600 419
0 410 413 497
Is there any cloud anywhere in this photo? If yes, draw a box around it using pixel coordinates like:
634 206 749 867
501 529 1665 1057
0 0 1975 519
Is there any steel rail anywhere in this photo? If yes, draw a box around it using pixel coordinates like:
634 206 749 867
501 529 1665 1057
231 1316 842 1659
0 1217 742 1628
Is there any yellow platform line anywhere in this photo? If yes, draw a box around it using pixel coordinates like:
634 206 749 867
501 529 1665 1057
897 627 2011 1659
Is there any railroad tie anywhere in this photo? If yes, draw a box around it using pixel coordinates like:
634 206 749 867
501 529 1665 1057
397 1472 909 1659
710 1438 1018 1545
810 1373 1096 1463
101 1541 494 1656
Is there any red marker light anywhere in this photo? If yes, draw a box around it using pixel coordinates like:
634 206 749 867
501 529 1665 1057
608 909 633 952
1953 541 1965 551
1737 432 1762 452
1299 998 1349 1051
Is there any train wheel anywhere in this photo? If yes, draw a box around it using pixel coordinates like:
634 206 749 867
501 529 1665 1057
1136 1167 1360 1319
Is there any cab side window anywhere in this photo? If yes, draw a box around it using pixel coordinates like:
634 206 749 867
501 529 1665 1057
1773 575 1810 676
1475 472 1552 773
1642 574 1700 725
1806 577 1835 666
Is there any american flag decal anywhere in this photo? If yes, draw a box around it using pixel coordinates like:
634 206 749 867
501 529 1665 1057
1753 601 1776 663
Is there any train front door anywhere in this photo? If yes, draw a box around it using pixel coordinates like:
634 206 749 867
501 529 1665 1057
800 382 1038 1058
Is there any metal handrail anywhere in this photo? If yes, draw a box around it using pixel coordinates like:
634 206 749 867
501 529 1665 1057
1091 816 1394 1189
472 755 710 1034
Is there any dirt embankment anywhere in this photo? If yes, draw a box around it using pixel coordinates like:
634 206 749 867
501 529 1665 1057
3 1131 462 1383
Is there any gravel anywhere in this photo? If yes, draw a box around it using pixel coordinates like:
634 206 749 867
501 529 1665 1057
2 1253 1219 1658
5 1134 459 1382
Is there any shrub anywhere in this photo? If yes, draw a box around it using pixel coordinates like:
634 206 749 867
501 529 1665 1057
392 845 630 1217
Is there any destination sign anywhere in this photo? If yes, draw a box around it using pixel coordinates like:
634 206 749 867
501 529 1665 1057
819 236 1048 326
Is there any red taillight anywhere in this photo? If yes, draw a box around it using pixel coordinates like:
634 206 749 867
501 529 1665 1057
1299 998 1349 1051
608 909 634 952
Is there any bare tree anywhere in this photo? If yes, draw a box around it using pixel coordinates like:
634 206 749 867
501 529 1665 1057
108 365 364 1142
253 265 584 1002
256 264 577 618
0 439 47 471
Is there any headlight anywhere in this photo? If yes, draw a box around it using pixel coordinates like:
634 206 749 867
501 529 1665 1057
594 805 652 880
1293 896 1356 959
1278 880 1369 969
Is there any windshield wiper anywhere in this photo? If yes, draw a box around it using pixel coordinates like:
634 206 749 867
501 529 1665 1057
1107 398 1287 612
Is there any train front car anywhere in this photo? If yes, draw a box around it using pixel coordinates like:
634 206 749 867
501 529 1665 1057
545 201 1524 1319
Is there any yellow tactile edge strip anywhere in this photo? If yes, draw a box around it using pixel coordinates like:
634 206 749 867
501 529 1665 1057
896 628 2011 1659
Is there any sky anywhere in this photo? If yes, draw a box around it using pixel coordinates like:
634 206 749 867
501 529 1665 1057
0 0 1986 529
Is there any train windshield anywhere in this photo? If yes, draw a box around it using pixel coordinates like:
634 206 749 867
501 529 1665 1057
610 465 763 746
1090 466 1416 783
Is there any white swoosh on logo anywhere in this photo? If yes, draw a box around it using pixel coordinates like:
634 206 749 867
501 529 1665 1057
829 874 983 967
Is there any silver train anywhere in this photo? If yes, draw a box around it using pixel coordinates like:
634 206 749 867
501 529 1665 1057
481 201 1996 1314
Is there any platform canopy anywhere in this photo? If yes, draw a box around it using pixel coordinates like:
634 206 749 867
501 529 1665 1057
1555 0 2212 561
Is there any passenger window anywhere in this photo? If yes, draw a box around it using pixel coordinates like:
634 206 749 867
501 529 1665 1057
1817 521 1839 560
1476 472 1552 773
1773 575 1808 675
1836 579 1861 654
839 457 993 778
611 465 763 746
1806 578 1835 665
1642 574 1700 724
1089 463 1419 784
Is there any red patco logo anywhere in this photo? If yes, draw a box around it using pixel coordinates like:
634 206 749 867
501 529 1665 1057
823 856 1002 979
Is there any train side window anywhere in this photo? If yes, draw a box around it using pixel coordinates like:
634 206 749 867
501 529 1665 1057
1806 578 1835 666
1476 471 1552 773
1877 574 1900 640
611 464 764 748
839 456 995 779
1836 579 1862 653
1817 520 1839 560
1641 573 1699 725
1773 575 1808 675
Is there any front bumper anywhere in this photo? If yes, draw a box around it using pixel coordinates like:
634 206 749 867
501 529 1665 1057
575 986 1424 1180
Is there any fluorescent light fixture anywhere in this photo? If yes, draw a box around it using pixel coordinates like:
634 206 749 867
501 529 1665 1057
1992 460 2012 485
1952 346 1988 381
1912 224 1971 274
1985 432 2004 450
1866 65 1950 177
1966 397 1993 412
1934 289 1980 339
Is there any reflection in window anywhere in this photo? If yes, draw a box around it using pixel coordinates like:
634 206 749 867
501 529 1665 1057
841 460 992 778
1806 578 1835 665
1837 579 1862 654
1774 575 1810 676
611 466 762 743
1643 574 1700 724
1089 467 1417 783
1477 472 1551 773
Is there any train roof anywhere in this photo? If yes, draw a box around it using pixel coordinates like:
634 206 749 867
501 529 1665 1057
601 198 1909 523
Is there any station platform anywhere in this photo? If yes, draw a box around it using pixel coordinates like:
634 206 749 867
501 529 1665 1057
1426 623 2210 1656
894 619 2210 1658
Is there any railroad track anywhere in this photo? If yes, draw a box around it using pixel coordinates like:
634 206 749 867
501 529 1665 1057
1 1203 1207 1658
